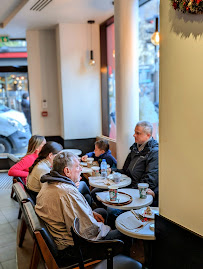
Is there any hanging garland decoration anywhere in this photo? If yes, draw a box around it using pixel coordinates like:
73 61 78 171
170 0 203 14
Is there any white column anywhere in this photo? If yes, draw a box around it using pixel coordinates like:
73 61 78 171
114 0 139 168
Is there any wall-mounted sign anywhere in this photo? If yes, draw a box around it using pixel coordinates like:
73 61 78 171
0 36 9 42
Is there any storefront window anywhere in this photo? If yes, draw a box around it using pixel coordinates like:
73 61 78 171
0 40 31 155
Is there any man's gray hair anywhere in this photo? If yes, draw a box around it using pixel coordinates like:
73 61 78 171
53 151 78 174
136 121 153 135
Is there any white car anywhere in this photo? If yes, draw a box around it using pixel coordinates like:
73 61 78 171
0 105 31 153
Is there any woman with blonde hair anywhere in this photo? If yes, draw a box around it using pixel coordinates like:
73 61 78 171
8 135 46 184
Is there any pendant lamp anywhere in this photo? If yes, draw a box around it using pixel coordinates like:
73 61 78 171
88 20 95 66
151 17 160 46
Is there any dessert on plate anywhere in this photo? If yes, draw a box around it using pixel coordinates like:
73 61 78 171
144 206 152 215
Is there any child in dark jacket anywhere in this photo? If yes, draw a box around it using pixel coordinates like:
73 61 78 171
82 140 117 168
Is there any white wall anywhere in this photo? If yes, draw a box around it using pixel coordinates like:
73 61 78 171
159 3 203 236
56 23 101 140
26 29 61 136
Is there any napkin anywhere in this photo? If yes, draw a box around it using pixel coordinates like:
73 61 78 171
118 215 143 230
104 179 115 185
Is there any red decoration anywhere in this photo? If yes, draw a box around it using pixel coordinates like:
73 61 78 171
170 0 203 14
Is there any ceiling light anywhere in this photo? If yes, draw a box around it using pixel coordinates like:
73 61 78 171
151 17 160 46
88 20 95 66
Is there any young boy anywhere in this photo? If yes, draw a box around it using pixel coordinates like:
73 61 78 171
82 140 117 167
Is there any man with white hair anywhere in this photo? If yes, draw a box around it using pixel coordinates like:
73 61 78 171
35 151 128 262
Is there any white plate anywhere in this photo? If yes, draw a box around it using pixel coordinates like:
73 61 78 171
140 207 159 219
81 167 92 173
80 162 87 166
105 193 131 204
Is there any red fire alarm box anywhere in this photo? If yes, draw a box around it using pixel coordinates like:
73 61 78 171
41 111 48 117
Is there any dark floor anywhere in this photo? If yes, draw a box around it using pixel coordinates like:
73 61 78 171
0 172 145 269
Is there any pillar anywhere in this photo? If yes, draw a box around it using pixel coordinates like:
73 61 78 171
114 0 140 167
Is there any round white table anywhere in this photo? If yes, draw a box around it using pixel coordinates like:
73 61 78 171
63 149 82 156
115 207 159 240
89 176 131 189
96 188 153 210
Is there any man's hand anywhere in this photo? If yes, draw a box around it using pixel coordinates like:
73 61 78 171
147 188 155 198
81 155 88 161
93 211 104 223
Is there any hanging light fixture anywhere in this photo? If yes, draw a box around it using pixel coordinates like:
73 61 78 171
151 17 160 46
88 20 95 66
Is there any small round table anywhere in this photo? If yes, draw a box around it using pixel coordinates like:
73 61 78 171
89 176 131 189
96 188 153 210
115 207 159 240
63 149 82 156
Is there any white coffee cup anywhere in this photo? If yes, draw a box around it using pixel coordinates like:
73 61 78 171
87 158 94 168
138 183 149 199
91 166 100 176
113 172 121 184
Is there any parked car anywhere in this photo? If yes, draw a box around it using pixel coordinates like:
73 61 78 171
0 104 31 153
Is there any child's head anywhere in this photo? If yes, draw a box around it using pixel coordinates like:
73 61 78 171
26 135 46 155
94 140 109 157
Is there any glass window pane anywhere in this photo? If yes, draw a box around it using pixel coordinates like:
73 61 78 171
0 40 31 155
107 23 116 139
139 0 159 140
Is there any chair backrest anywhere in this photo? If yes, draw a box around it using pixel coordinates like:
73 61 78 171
22 202 59 256
13 182 29 203
13 178 37 205
13 181 35 206
22 202 81 269
71 218 124 268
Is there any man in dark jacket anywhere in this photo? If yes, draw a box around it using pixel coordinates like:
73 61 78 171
118 121 158 190
116 120 159 205
106 121 159 228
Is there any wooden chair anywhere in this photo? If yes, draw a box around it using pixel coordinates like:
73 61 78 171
21 201 97 269
13 182 35 246
13 180 30 220
71 218 142 269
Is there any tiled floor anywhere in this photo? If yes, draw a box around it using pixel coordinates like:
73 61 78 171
0 173 18 269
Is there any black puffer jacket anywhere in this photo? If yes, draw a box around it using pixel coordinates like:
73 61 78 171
117 138 159 191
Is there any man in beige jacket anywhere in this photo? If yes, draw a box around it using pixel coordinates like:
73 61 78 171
35 151 126 262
